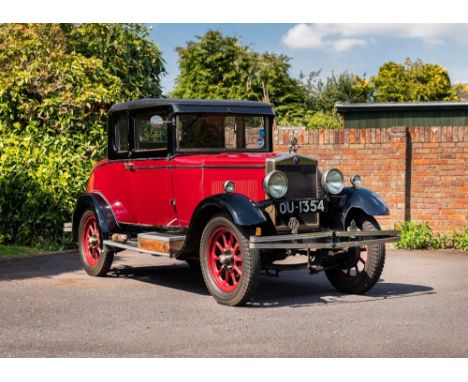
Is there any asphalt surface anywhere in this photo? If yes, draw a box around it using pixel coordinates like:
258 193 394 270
0 248 467 357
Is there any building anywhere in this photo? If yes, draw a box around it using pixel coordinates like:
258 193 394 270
335 101 468 129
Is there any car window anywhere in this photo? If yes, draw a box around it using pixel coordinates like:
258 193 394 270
134 113 168 153
114 114 129 153
177 114 267 151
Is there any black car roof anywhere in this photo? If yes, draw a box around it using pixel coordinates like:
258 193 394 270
109 98 275 115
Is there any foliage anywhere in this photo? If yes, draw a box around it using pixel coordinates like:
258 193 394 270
453 83 468 101
454 226 468 251
174 30 255 100
395 221 435 250
0 23 165 247
173 31 374 128
371 58 458 102
173 30 307 120
277 110 342 130
63 24 166 99
396 221 468 251
301 70 373 111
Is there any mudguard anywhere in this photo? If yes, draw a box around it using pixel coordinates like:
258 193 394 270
335 187 390 229
179 193 273 258
72 192 119 242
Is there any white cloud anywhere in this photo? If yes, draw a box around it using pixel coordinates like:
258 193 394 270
332 38 367 52
282 23 468 52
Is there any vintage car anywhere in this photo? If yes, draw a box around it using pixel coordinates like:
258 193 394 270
72 99 399 306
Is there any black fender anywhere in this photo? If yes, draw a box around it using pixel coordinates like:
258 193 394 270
72 192 119 242
178 193 274 259
330 187 390 230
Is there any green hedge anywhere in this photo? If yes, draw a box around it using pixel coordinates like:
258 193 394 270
0 24 164 248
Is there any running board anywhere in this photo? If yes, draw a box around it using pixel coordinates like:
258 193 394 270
103 239 172 257
103 232 186 257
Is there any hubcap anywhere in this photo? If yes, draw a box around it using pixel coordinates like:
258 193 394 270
207 226 243 293
82 215 101 267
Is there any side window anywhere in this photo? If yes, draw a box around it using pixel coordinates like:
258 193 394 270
114 114 129 153
134 113 168 155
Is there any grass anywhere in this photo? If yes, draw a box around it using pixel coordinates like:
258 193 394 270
0 244 46 261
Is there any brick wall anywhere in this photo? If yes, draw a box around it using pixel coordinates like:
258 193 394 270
273 126 468 232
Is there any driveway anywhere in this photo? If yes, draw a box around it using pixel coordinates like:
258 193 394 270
0 248 467 357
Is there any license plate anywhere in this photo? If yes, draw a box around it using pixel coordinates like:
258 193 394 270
276 199 326 216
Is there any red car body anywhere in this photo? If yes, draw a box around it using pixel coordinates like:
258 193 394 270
89 152 274 227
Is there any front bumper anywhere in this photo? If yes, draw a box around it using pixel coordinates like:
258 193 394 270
249 230 400 250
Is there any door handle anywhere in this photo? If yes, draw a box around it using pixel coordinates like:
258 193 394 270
124 162 135 172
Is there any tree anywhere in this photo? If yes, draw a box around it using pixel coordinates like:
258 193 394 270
453 83 468 101
0 24 165 247
302 70 373 111
371 58 458 102
173 30 306 119
174 30 255 100
63 24 165 98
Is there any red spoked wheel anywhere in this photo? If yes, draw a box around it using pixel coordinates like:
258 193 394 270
325 215 385 294
200 214 260 306
207 227 243 293
78 210 114 277
82 214 101 267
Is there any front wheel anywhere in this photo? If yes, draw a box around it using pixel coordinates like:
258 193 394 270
78 210 114 277
325 215 385 294
200 214 260 306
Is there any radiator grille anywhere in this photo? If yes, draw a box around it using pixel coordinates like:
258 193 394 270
276 164 318 199
274 161 319 228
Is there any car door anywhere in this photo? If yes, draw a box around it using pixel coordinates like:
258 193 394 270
91 112 136 223
127 108 178 227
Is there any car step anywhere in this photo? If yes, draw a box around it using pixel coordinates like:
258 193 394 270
103 232 186 257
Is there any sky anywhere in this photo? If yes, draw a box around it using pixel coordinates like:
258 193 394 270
149 23 468 95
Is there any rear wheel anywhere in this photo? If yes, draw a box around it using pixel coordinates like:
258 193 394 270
325 215 385 294
78 210 114 277
200 214 260 306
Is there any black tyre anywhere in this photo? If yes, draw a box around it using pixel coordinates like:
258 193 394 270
200 214 260 306
78 210 114 277
325 214 385 294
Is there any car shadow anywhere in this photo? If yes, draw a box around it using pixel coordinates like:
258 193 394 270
247 275 435 308
0 251 82 281
108 262 434 308
109 264 211 296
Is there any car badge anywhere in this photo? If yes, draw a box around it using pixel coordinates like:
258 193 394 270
288 136 299 154
293 155 300 164
288 217 300 235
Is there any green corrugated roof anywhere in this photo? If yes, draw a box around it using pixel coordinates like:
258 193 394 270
335 102 468 128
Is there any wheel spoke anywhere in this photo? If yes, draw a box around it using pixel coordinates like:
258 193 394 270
215 242 224 253
223 269 230 282
222 234 228 247
91 221 98 235
231 271 237 285
234 265 242 277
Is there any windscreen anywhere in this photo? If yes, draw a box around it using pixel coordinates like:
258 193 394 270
177 114 268 151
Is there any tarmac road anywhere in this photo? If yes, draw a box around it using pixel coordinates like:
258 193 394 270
0 248 467 357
